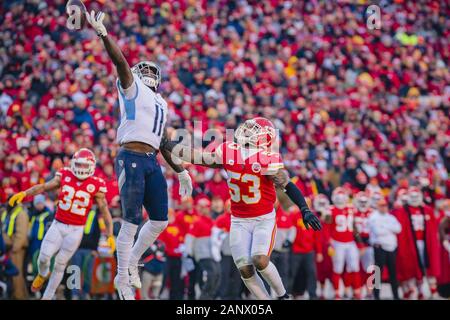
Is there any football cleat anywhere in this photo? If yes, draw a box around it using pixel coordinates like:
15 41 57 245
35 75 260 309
114 276 135 300
31 273 49 293
277 293 292 300
128 264 142 289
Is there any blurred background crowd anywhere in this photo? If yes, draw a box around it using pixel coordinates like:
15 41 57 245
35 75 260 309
0 0 449 300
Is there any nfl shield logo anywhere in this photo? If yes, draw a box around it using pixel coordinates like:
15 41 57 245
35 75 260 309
87 184 95 193
252 162 261 173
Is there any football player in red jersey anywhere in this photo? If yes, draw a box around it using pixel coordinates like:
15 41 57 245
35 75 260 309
353 191 374 297
9 148 114 300
323 187 361 299
161 117 321 300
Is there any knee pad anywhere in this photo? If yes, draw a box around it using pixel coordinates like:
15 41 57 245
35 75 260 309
54 257 67 273
38 252 51 266
54 250 73 272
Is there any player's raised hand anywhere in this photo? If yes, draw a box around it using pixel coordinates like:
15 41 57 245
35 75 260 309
8 191 26 207
302 209 322 231
178 170 193 198
85 10 107 37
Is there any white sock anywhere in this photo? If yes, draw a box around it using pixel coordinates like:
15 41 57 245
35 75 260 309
129 220 168 266
38 253 51 278
258 261 287 297
42 262 65 299
116 221 138 284
242 273 271 300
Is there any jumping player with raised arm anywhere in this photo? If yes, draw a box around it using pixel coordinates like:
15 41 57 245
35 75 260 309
161 117 321 299
84 10 193 299
9 149 114 300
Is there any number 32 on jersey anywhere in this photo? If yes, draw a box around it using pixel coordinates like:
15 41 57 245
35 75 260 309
227 171 261 204
59 185 90 216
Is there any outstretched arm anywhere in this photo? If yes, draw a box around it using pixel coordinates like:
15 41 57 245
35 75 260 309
160 129 194 198
85 10 134 89
268 169 322 231
9 176 61 207
160 131 223 169
160 128 187 174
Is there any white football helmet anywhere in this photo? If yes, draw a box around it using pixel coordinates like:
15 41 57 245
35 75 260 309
313 194 330 214
354 191 370 212
131 61 161 90
332 187 349 209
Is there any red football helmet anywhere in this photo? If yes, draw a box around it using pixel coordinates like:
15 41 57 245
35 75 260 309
70 148 96 180
332 187 349 209
353 191 370 212
235 117 276 149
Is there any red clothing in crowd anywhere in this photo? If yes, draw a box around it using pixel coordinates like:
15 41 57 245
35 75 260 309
393 205 441 282
292 210 322 254
188 215 214 238
174 210 197 237
215 211 231 232
159 222 184 258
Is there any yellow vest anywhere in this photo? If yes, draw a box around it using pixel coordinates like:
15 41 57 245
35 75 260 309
29 211 50 240
1 207 23 237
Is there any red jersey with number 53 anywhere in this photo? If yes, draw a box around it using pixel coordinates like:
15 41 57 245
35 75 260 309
55 168 107 226
215 141 283 218
330 205 356 243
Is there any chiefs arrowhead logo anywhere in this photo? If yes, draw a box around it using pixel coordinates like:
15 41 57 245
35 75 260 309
65 177 71 183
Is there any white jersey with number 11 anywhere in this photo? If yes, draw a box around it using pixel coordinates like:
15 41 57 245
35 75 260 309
116 73 168 149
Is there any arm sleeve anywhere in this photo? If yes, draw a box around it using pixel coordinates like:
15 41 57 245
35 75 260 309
284 182 311 214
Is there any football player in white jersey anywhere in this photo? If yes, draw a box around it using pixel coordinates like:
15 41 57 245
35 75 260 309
85 10 193 300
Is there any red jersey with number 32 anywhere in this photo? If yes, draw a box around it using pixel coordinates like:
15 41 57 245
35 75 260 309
330 205 356 243
216 141 283 218
55 168 107 226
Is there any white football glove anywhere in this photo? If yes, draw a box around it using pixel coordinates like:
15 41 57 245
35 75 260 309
85 10 107 37
178 170 193 198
